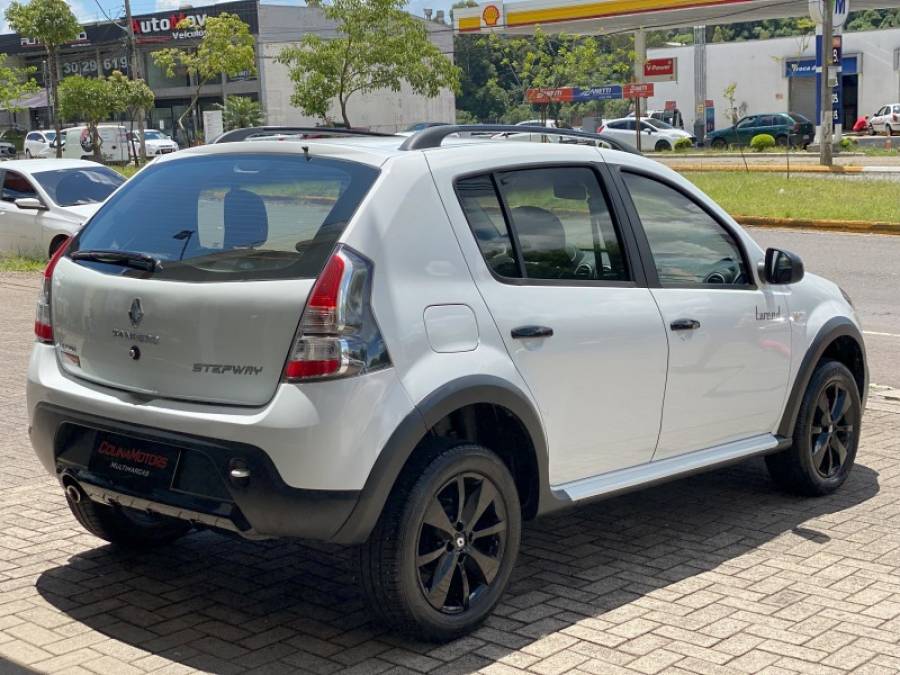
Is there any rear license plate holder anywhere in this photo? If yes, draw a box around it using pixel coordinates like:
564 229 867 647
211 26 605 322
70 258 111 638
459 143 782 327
88 432 180 492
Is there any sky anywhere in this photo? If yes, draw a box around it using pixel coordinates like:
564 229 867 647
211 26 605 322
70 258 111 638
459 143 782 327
0 0 457 33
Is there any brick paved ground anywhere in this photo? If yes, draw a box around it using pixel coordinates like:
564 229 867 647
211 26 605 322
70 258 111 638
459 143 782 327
2 272 900 675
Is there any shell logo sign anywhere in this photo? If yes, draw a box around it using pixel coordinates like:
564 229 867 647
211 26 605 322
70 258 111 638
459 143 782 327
458 2 503 31
481 4 501 26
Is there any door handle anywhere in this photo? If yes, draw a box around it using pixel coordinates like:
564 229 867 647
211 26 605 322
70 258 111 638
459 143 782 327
670 318 701 331
511 325 554 339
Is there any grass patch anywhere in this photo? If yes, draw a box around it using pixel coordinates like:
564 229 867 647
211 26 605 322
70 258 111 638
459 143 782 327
680 171 900 224
0 255 44 272
114 164 142 179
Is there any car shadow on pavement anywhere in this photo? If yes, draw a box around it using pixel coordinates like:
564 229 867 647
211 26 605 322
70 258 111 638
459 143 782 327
35 457 880 674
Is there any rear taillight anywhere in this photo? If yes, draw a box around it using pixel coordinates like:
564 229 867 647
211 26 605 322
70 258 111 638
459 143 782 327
597 125 605 133
283 246 390 382
35 237 71 343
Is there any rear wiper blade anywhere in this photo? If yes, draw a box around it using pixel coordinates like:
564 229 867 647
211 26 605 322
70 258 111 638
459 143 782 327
70 249 162 272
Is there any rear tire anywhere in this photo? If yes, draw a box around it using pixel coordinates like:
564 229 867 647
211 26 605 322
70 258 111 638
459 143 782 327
775 135 789 147
24 149 31 158
65 485 191 549
359 442 521 642
654 140 670 152
766 360 861 497
711 138 727 150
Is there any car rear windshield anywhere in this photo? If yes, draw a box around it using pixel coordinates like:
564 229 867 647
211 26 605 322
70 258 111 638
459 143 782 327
32 166 125 206
70 153 379 282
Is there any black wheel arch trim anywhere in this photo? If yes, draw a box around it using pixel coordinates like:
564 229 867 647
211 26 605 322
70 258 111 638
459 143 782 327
778 317 868 439
332 375 555 544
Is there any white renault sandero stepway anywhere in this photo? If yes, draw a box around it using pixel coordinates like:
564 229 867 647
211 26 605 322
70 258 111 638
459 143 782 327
26 126 866 641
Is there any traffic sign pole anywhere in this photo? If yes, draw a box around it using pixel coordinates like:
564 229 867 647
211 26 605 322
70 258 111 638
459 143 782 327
634 28 646 153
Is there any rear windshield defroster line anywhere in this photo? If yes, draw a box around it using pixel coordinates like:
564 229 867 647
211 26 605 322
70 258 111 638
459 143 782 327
69 153 380 282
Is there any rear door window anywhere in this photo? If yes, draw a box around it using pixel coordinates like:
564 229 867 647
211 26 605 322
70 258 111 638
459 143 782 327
72 153 379 282
456 167 629 283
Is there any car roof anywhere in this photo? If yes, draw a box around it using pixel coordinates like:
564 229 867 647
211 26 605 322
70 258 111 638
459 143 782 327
0 158 104 173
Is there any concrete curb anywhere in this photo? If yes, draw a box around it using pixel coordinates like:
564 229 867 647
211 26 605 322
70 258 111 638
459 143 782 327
669 164 900 175
735 215 900 235
668 163 865 173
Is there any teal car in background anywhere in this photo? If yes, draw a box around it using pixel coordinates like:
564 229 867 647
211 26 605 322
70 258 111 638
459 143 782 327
706 112 814 149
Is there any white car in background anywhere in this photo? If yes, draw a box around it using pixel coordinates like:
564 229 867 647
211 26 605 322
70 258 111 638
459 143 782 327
598 117 695 151
129 129 179 156
0 159 125 257
868 103 900 136
24 130 58 158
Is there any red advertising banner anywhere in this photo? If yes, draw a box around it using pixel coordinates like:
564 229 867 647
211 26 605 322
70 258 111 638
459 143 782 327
525 87 575 103
644 58 676 82
623 82 655 98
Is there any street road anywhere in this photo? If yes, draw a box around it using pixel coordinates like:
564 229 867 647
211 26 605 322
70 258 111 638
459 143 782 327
748 227 900 388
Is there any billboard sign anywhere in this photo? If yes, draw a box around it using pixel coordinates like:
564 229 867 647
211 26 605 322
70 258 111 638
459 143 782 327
808 0 849 28
644 58 677 82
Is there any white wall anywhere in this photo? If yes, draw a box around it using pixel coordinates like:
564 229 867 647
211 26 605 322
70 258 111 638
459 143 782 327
258 5 455 132
648 28 900 132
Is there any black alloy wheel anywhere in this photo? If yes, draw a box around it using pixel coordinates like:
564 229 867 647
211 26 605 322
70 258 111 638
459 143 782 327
766 359 861 496
809 382 856 479
359 442 521 642
415 472 508 614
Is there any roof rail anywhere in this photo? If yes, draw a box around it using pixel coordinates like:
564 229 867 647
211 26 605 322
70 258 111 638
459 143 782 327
212 126 396 144
398 124 640 154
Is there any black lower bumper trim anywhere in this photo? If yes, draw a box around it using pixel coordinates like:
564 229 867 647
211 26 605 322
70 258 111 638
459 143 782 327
33 403 360 541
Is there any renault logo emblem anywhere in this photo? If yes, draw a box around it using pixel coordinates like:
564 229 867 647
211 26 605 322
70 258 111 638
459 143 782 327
128 298 144 327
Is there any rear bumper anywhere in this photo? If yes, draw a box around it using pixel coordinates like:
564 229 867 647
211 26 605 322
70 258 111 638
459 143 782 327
34 403 360 540
27 343 417 540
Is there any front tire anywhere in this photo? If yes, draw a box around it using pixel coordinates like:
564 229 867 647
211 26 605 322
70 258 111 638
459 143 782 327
654 140 671 152
359 442 521 642
24 149 31 158
766 360 861 496
887 125 895 137
65 484 191 548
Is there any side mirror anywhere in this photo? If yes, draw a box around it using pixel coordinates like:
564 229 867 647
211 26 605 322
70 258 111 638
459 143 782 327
15 197 47 210
760 247 804 284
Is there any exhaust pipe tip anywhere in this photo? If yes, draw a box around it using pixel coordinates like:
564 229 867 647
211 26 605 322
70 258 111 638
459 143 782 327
65 482 83 504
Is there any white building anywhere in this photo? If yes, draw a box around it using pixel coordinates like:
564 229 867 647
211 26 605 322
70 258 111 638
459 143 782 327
647 28 900 134
258 5 455 131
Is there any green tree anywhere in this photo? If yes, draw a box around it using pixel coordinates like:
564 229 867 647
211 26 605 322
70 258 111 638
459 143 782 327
277 0 460 127
107 70 155 165
0 53 40 116
724 82 739 125
491 28 631 126
57 75 115 162
216 95 263 131
5 0 80 158
151 13 256 142
454 35 508 122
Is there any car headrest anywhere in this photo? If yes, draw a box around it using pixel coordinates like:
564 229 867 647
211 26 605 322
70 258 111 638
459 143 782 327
510 206 566 254
223 188 268 249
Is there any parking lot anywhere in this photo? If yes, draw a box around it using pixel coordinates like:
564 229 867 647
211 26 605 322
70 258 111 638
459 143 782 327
2 263 900 675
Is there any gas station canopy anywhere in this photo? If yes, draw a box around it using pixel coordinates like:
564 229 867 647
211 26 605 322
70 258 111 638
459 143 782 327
454 0 893 35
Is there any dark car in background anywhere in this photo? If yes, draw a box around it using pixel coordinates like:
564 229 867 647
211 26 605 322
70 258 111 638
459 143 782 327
706 112 814 149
